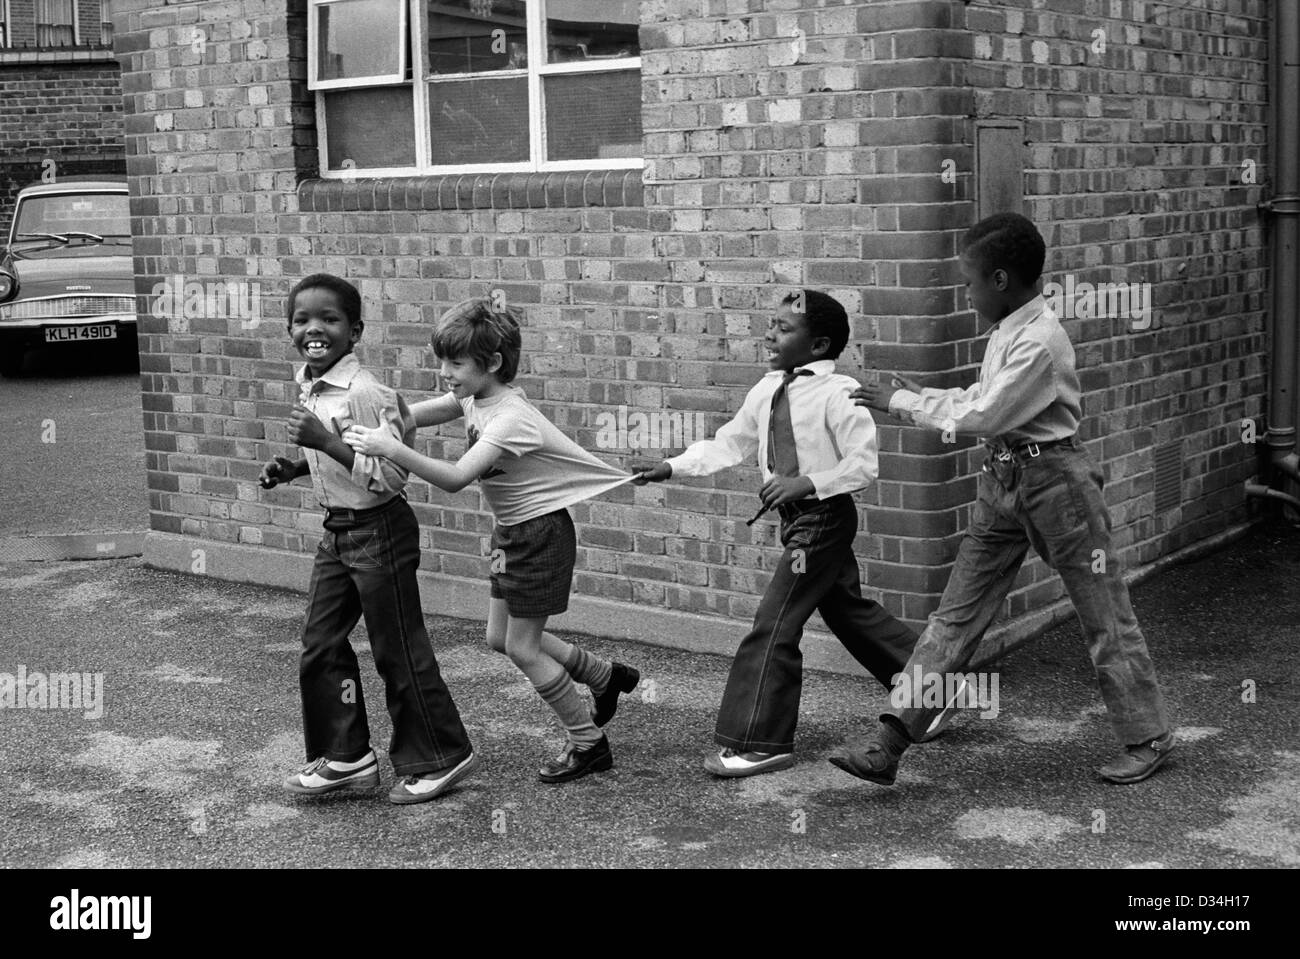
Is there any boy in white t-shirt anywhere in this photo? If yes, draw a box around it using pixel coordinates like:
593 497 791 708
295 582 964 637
344 298 640 783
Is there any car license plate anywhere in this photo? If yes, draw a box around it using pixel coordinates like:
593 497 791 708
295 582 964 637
44 324 117 343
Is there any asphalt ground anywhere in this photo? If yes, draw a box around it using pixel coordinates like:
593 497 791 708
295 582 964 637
0 350 147 538
0 521 1296 869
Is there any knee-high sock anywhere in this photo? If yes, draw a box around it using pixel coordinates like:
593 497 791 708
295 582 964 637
534 672 603 748
563 643 613 695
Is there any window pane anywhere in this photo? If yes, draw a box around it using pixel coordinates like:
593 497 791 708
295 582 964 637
16 194 131 238
544 70 640 160
427 0 528 76
545 0 639 64
318 0 404 82
429 76 528 165
324 87 416 169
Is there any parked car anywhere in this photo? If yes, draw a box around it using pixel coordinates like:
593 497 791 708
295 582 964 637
0 176 137 377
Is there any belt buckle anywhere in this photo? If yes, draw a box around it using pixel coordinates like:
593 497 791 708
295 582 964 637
995 448 1013 463
1024 442 1041 458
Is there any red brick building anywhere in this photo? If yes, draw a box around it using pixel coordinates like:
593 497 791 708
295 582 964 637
110 0 1273 668
0 0 122 218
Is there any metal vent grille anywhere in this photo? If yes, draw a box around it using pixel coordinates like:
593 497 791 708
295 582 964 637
1153 441 1183 514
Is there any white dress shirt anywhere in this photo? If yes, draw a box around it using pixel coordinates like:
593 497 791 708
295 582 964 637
665 359 878 498
888 295 1082 445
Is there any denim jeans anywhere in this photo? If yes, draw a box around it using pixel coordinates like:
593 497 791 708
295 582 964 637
299 496 472 776
884 438 1171 746
715 494 920 753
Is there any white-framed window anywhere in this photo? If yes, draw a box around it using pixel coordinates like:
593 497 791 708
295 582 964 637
35 0 77 47
309 0 642 177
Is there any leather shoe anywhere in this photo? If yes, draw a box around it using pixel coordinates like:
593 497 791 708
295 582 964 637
539 735 613 784
1098 730 1176 784
592 662 640 727
827 740 899 786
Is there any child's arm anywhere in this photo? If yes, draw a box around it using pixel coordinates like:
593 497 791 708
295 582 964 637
343 424 503 493
856 343 1056 438
408 392 464 428
640 388 762 482
288 405 355 471
805 388 879 497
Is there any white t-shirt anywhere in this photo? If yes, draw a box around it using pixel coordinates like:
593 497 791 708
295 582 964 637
461 388 632 525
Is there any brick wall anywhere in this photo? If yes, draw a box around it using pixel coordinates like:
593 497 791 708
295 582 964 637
112 0 1272 638
0 56 126 225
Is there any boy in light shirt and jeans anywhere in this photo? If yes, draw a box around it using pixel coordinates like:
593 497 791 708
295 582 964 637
833 213 1175 787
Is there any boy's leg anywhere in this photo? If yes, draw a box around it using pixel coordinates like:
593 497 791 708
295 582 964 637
298 534 372 763
713 504 848 755
352 501 473 778
1019 449 1171 749
815 507 919 687
831 469 1031 785
505 615 604 750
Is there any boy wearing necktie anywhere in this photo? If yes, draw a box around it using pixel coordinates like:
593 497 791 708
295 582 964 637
635 291 918 777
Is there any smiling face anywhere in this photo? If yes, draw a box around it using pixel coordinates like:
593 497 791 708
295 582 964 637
764 301 827 372
959 254 1012 326
289 286 361 377
438 352 504 400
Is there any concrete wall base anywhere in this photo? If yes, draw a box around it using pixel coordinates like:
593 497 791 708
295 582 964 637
143 521 1256 677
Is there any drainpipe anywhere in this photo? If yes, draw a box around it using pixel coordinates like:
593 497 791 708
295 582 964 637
1246 0 1300 514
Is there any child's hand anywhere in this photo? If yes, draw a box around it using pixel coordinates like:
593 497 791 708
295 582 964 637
258 455 299 489
889 373 923 393
343 423 399 458
631 462 672 485
760 475 815 509
288 405 333 451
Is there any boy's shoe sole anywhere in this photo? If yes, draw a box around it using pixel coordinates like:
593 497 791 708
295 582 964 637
283 757 380 796
703 750 795 778
827 744 898 786
592 662 641 727
389 752 480 805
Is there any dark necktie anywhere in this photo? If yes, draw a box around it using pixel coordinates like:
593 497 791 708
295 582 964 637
767 369 812 477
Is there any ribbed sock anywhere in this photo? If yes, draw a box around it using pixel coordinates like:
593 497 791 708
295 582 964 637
563 644 613 696
534 672 604 748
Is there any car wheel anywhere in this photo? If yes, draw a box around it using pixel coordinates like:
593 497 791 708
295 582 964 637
0 341 24 377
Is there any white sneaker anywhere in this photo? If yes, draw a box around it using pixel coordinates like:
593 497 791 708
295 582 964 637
283 751 379 795
388 752 480 805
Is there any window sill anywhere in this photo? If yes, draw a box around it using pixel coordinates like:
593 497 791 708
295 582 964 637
298 169 643 212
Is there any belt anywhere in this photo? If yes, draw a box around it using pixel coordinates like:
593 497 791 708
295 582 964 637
323 495 403 523
776 493 851 521
986 437 1075 462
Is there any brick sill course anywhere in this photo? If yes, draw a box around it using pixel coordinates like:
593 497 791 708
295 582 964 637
298 169 644 212
0 47 117 64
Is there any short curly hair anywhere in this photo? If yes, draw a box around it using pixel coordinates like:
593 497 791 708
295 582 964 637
961 213 1046 286
430 296 523 383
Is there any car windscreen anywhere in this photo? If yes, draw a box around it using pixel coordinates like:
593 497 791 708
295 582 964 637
12 192 131 241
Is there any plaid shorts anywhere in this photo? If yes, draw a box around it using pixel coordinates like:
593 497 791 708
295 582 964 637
489 508 576 618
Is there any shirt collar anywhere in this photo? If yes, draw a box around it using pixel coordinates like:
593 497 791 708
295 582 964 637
296 352 360 392
765 358 836 379
992 295 1047 335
